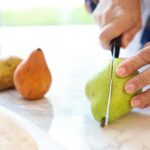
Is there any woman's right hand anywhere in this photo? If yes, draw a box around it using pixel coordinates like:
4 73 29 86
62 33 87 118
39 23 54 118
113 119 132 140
116 43 150 108
93 0 142 49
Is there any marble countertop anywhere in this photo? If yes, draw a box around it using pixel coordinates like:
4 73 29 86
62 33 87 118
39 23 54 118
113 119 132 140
0 25 150 150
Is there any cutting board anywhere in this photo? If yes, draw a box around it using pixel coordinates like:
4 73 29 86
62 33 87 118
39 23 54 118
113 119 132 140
49 107 150 150
0 106 64 150
85 108 150 150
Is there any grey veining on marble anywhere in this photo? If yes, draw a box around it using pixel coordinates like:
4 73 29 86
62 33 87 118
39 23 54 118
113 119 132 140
49 107 150 150
0 90 53 131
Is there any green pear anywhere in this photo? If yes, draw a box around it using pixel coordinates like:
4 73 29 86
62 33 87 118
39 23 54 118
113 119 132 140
85 58 139 125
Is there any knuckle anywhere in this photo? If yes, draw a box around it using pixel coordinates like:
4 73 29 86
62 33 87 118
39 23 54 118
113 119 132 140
126 13 138 23
136 74 147 88
145 90 150 101
99 32 109 49
138 49 150 64
139 90 150 107
99 32 106 41
124 13 135 24
128 56 139 71
99 34 108 49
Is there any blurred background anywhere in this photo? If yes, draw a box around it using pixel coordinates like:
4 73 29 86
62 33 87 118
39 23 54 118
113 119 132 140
0 0 101 59
0 0 94 26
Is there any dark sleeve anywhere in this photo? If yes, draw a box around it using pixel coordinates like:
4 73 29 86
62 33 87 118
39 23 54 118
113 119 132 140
140 16 150 48
85 0 99 13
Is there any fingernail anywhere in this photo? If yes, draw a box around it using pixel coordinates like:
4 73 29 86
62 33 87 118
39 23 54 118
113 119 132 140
116 67 126 76
131 99 141 108
125 84 136 94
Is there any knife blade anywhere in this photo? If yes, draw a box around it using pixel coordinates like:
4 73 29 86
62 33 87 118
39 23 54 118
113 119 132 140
101 36 121 127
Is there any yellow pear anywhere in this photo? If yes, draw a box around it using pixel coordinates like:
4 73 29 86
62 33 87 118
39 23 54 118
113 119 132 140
0 56 22 91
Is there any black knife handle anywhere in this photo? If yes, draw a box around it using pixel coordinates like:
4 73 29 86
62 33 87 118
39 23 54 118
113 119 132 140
110 36 121 58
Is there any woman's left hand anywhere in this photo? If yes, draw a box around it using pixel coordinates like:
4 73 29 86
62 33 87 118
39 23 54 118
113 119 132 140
116 43 150 108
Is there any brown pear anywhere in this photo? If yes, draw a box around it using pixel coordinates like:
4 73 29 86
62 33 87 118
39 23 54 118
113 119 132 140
14 48 52 100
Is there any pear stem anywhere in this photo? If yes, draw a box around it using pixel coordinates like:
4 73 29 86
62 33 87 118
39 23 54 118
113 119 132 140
37 48 42 51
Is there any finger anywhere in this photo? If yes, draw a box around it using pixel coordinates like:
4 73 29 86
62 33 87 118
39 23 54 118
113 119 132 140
124 68 150 94
121 20 142 48
99 17 136 49
130 89 150 108
116 46 150 77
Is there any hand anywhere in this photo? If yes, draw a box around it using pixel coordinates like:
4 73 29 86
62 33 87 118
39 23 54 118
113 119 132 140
93 0 142 49
116 43 150 108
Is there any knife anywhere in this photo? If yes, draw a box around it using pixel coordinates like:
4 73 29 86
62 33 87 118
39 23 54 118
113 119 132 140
101 36 121 127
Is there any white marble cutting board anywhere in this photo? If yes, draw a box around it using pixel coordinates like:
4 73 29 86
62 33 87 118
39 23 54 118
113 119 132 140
0 106 64 150
85 109 150 150
49 104 150 150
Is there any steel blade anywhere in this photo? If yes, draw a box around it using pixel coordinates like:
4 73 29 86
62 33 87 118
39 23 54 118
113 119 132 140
105 58 114 126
